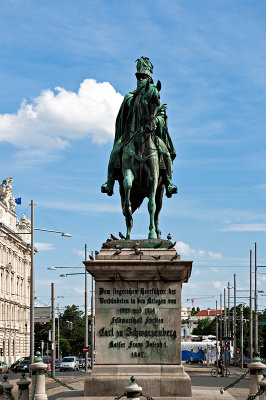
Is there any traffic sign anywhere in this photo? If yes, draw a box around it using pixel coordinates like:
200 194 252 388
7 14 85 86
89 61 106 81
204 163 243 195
83 347 89 352
259 321 266 326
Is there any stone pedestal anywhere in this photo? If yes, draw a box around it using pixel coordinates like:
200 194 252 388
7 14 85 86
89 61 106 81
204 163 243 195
84 239 192 398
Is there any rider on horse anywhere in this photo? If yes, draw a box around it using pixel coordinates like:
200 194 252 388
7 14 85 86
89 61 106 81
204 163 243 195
101 57 178 198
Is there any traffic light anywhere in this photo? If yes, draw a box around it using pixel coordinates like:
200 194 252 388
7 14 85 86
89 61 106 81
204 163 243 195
66 320 73 330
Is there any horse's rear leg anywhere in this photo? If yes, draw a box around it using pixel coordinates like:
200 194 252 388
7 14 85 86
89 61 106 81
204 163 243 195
154 185 164 239
148 178 158 239
123 169 134 239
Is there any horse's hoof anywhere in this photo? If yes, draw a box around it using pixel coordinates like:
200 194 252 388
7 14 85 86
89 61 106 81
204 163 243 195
156 230 161 239
148 231 157 239
126 234 130 240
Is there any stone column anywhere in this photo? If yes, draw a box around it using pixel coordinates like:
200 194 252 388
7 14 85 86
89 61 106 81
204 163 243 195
17 372 30 400
248 355 266 396
0 375 13 400
29 352 48 400
259 372 266 400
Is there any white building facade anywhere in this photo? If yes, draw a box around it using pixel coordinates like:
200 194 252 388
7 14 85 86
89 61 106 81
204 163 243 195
0 178 31 363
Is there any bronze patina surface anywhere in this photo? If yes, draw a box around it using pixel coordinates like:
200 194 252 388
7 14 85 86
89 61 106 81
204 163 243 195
101 57 177 240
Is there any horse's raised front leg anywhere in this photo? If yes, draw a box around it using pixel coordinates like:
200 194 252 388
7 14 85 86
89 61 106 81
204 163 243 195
123 168 134 239
148 177 158 239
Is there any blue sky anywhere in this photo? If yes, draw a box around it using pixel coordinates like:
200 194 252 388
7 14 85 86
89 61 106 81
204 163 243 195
1 0 266 313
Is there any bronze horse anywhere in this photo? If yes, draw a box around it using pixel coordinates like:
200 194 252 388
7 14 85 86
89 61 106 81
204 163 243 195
119 81 164 239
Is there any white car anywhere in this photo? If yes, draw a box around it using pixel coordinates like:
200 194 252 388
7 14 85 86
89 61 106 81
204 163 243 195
60 356 79 371
0 361 10 373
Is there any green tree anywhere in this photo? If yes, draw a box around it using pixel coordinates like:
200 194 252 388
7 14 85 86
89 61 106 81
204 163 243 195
192 318 216 335
59 305 88 357
35 304 91 358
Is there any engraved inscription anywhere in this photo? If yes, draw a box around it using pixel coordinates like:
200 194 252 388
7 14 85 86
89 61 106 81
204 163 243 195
95 282 179 364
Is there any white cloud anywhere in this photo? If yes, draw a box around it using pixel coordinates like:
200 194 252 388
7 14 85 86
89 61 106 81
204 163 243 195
223 224 266 232
0 79 123 149
213 280 226 290
175 241 222 260
73 287 85 295
38 200 121 213
175 241 205 257
210 267 219 273
208 251 222 259
254 183 266 190
73 249 84 257
35 242 55 251
193 269 201 276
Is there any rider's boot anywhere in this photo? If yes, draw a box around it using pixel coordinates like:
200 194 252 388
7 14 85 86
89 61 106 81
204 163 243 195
163 157 178 198
166 179 178 198
101 178 114 196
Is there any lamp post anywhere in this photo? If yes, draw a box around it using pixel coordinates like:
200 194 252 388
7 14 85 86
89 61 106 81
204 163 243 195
85 245 88 372
48 262 94 369
0 200 71 366
51 282 55 376
56 297 64 361
249 250 253 361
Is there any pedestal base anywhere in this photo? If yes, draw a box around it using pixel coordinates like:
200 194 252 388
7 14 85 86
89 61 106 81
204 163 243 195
84 365 192 397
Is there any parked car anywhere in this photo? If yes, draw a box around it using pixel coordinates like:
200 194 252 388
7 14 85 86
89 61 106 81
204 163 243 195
13 360 30 373
79 359 85 369
10 357 30 372
55 360 61 370
60 356 79 371
0 361 10 373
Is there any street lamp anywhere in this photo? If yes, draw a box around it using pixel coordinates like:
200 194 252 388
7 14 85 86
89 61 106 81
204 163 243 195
0 200 72 366
60 273 85 277
49 257 94 372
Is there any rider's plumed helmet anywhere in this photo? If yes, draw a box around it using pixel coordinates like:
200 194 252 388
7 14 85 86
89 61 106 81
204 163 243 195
135 57 153 79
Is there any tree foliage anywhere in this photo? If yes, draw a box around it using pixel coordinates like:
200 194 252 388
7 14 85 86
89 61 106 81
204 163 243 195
192 318 216 335
35 304 91 358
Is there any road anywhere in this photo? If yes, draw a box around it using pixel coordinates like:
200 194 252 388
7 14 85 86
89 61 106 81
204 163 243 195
188 369 249 400
3 367 250 400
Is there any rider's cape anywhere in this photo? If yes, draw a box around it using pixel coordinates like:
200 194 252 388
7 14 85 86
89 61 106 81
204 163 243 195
114 92 176 161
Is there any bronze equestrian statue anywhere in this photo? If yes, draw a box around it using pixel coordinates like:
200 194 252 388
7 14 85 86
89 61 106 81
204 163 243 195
101 57 177 239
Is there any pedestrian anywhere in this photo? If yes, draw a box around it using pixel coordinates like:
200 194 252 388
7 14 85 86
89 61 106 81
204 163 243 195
218 358 224 377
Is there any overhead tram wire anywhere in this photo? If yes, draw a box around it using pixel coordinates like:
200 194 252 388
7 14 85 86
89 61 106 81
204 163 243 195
36 204 61 233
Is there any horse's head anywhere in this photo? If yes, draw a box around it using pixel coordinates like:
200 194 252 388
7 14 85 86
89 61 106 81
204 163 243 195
140 80 161 133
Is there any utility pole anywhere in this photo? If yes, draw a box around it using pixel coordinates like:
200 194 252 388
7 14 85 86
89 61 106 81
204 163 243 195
30 200 35 366
224 288 227 337
227 281 231 338
249 250 253 361
57 303 60 359
51 283 55 376
85 244 88 372
219 293 223 343
227 281 231 364
224 288 227 367
91 252 94 370
254 242 258 354
240 304 243 368
216 300 218 366
233 273 237 366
